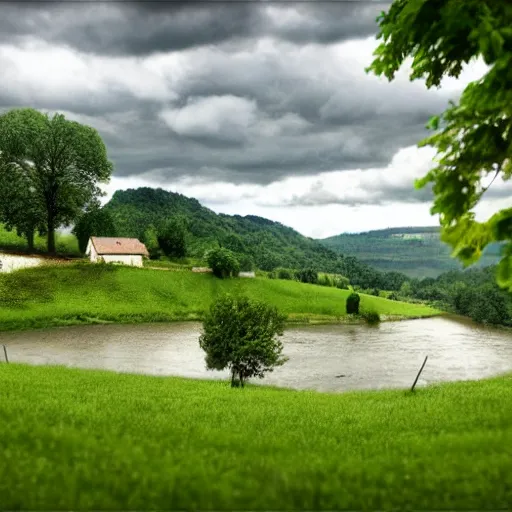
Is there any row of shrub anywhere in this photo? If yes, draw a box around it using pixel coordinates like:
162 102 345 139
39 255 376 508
268 267 350 289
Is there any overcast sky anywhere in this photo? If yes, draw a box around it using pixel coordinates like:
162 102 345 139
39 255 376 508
1 0 506 237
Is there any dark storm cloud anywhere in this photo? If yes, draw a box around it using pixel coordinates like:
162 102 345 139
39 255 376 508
0 1 389 55
0 0 468 208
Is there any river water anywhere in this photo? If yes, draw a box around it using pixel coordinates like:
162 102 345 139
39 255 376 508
1 317 511 392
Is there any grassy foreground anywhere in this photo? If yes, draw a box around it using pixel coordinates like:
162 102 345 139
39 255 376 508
1 364 511 509
0 263 438 331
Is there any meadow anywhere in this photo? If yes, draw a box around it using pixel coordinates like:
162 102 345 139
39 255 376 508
0 263 438 331
1 363 511 509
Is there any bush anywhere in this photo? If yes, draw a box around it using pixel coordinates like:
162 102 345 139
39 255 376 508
206 247 240 278
346 292 360 315
238 254 254 272
276 268 295 280
361 310 381 325
317 273 334 287
295 268 318 284
335 276 350 290
199 295 287 387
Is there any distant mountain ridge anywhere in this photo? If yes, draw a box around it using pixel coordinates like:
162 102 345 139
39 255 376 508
320 226 501 279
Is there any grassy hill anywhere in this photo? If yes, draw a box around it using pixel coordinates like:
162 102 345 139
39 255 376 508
1 364 511 509
0 263 437 331
103 188 394 289
104 187 341 272
320 226 501 279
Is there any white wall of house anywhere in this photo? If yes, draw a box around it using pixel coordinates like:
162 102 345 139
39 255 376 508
0 253 44 273
101 254 143 267
85 240 99 263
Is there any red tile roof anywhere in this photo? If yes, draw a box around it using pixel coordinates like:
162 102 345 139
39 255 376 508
90 237 149 257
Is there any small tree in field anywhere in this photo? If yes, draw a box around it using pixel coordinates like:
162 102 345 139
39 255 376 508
199 295 287 387
346 292 360 315
206 247 240 278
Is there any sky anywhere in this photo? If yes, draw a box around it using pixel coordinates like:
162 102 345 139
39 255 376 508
1 0 507 238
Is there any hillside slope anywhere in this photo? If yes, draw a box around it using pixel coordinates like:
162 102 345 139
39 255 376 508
103 188 400 289
0 264 437 331
320 227 501 279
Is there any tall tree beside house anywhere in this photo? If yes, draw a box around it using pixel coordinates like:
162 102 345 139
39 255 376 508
73 207 118 254
367 0 512 292
0 108 113 254
143 224 161 260
157 216 187 258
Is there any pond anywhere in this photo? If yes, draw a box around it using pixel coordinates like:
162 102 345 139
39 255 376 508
1 316 511 392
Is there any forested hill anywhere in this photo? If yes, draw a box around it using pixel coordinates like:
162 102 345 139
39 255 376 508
320 227 501 279
103 188 405 289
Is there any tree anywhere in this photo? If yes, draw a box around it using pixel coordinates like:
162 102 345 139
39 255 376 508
367 0 512 292
199 295 287 387
73 207 117 254
346 292 361 315
0 157 45 251
238 253 254 272
157 217 187 258
143 224 161 260
295 268 318 284
0 108 112 254
206 247 240 278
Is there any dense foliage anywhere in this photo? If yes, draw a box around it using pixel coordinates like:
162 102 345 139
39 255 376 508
103 187 413 290
0 108 112 253
368 0 512 291
199 295 287 387
322 227 501 278
399 266 511 326
206 247 240 278
346 293 361 315
73 208 117 254
157 217 187 258
295 268 318 284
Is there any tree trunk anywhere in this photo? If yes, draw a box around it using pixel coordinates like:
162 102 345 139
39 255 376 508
26 230 35 253
231 369 237 388
47 214 56 254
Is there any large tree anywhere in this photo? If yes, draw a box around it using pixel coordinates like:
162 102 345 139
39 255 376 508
0 108 113 253
367 0 512 291
73 207 118 254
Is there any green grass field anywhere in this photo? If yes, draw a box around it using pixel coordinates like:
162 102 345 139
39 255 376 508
1 364 511 509
0 224 80 256
0 263 438 331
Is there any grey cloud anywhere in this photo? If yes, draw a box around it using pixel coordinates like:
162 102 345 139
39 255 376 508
0 1 388 56
283 179 433 208
0 0 459 207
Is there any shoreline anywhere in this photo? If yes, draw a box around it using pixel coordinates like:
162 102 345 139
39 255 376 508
0 311 443 334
